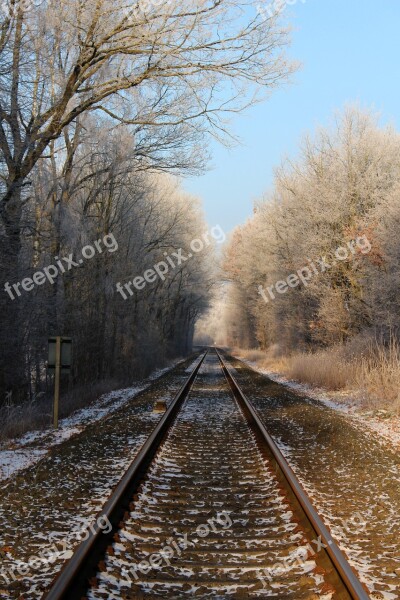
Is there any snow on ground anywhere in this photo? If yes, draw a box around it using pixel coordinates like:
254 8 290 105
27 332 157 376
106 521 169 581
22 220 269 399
0 448 48 482
0 360 185 482
235 354 400 453
228 353 400 600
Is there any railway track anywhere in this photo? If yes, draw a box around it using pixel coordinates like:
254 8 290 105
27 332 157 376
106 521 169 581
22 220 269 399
43 350 369 600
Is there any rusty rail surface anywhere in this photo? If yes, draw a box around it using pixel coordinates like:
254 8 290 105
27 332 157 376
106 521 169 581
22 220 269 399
216 348 370 600
43 351 208 600
43 348 369 600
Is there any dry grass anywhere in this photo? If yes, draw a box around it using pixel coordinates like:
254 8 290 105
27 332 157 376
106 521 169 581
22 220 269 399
235 335 400 413
0 399 52 442
357 339 400 413
0 379 120 444
237 349 266 363
285 349 355 391
235 345 289 372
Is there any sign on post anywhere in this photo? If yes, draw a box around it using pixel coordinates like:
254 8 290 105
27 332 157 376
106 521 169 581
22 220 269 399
48 337 72 428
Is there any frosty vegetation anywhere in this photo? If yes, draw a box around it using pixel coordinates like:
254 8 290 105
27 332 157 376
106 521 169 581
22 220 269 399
0 0 294 411
213 108 400 409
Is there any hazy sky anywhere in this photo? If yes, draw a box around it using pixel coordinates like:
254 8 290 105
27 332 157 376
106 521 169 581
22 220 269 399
183 0 400 234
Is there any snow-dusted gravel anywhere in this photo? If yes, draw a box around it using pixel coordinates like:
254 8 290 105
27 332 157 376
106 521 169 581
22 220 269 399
225 352 400 600
236 356 400 453
0 355 203 599
87 353 328 599
0 365 185 483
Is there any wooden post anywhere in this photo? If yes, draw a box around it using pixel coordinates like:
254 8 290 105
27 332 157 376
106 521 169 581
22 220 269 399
53 336 61 429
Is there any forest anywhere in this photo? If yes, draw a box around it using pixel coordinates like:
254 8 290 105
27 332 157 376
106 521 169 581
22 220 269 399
0 0 293 422
212 107 400 409
0 3 399 600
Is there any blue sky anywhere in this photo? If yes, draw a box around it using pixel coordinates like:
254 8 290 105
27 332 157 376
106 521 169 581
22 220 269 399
183 0 400 234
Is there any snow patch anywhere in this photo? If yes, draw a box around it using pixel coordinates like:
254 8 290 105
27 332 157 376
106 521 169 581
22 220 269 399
0 358 186 482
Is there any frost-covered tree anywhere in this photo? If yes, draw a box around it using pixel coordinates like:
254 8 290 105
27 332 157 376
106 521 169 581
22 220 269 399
222 107 400 353
0 0 296 396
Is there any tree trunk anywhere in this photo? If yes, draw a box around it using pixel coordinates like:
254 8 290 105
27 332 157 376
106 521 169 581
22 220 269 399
0 186 27 401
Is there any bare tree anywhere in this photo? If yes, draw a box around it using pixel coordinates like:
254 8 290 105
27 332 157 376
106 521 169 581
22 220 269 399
1 0 294 205
221 107 400 355
0 0 294 396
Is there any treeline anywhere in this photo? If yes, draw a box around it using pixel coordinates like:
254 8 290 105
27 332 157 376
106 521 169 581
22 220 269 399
0 0 293 402
6 119 214 397
222 108 400 355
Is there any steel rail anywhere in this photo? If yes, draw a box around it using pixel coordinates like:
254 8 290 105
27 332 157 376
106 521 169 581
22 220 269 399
43 351 208 600
216 348 370 600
